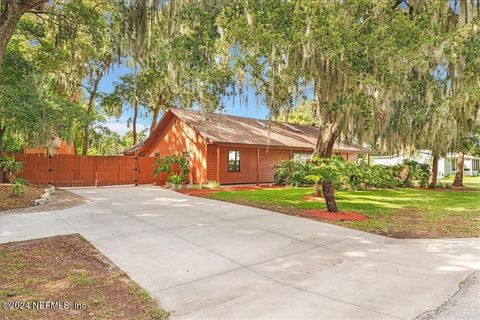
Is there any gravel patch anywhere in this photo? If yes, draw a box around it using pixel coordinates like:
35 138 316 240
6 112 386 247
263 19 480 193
415 271 480 320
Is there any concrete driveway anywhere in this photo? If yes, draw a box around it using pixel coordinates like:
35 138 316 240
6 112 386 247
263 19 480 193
1 186 479 320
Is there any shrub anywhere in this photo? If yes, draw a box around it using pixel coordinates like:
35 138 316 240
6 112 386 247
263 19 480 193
354 164 401 189
402 160 431 188
273 156 433 191
274 160 312 186
206 180 220 189
153 155 190 185
435 182 451 189
10 180 26 197
0 157 22 182
13 178 28 186
415 163 431 188
167 174 185 185
306 156 348 195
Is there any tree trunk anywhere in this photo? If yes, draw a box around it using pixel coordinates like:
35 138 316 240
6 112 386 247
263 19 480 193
428 153 439 189
150 105 160 133
0 124 4 153
82 125 89 155
82 72 101 155
132 104 138 145
0 0 46 66
312 120 339 158
313 182 322 197
453 152 464 186
322 179 338 212
0 125 4 182
311 118 339 212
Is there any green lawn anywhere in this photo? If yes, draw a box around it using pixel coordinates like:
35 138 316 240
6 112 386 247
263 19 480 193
209 177 480 238
439 175 480 190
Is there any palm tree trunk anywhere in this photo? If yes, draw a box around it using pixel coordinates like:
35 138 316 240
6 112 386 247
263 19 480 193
428 153 439 189
323 179 338 212
453 152 464 186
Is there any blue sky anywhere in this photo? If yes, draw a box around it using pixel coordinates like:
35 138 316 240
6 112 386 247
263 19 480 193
99 63 269 136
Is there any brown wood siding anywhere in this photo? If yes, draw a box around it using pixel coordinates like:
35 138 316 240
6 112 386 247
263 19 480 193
221 146 257 184
258 149 290 182
207 144 217 181
208 145 290 184
144 117 208 184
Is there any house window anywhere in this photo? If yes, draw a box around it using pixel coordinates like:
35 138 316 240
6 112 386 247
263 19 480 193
472 159 479 172
293 152 311 162
451 159 457 171
228 150 240 172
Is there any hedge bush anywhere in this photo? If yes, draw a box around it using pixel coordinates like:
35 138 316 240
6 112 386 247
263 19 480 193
274 160 312 186
274 157 431 190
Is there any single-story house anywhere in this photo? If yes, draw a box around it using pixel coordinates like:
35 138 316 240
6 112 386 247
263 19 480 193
138 108 370 185
370 150 480 177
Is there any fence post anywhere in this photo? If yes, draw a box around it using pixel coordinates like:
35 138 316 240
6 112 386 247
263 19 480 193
48 154 53 186
95 156 98 187
134 152 139 186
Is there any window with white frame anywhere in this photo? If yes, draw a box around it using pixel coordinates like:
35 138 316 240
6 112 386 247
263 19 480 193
228 150 240 172
451 158 457 171
292 152 311 162
473 159 480 172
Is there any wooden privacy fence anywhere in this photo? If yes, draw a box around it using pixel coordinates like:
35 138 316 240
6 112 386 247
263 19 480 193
12 154 159 187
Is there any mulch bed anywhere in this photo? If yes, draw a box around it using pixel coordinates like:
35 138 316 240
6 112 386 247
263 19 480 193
0 184 44 211
0 234 169 320
2 189 90 215
303 209 368 221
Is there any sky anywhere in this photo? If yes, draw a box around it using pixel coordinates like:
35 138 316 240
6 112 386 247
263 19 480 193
99 63 269 136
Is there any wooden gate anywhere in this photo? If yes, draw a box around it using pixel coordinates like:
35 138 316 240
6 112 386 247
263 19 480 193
138 156 158 185
12 154 157 187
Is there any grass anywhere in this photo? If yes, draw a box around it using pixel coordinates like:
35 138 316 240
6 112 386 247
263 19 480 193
209 176 480 238
0 235 169 320
439 175 480 190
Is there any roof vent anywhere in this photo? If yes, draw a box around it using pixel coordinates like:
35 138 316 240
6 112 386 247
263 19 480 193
284 123 301 132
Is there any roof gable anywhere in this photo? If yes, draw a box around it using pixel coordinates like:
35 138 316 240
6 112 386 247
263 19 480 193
169 108 370 153
140 108 370 154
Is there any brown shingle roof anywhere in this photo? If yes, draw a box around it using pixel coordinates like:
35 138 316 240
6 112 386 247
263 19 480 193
121 141 144 155
169 108 370 153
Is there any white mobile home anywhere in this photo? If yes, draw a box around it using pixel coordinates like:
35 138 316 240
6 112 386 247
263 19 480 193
370 151 480 178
